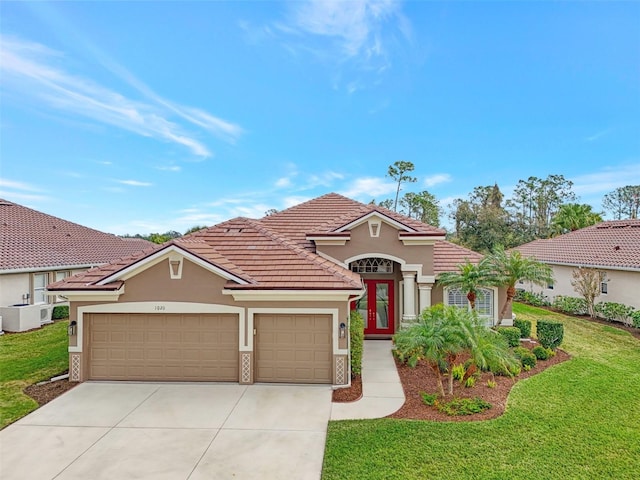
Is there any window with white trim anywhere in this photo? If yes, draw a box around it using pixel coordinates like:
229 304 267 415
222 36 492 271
33 273 49 304
350 258 393 274
55 271 70 302
601 281 608 294
445 287 494 320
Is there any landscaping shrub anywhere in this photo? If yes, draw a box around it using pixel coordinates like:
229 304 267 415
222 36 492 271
594 302 635 326
451 364 466 382
496 326 521 347
532 345 550 360
437 397 492 416
486 379 497 388
552 295 588 316
513 346 537 369
52 305 69 320
631 311 640 329
349 310 364 376
537 320 564 350
464 376 476 388
514 290 550 307
513 318 532 338
420 392 438 406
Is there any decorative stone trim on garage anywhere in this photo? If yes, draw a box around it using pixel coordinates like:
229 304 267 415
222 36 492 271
240 352 253 384
334 355 348 385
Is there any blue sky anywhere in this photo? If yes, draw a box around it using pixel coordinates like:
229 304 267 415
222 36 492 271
1 1 639 235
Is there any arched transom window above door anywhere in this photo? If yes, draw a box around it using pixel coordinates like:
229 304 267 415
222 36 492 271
349 258 394 274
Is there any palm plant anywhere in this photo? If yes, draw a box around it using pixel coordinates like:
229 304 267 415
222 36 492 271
551 203 603 236
436 258 498 310
485 247 554 326
393 305 517 396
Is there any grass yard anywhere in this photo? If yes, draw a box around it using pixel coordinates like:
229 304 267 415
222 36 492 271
322 304 640 480
0 320 69 428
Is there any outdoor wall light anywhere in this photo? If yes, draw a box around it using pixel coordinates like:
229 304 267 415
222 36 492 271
339 322 346 338
68 320 77 336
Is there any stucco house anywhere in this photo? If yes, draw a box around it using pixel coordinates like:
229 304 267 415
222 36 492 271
48 193 509 386
514 219 640 310
0 198 152 332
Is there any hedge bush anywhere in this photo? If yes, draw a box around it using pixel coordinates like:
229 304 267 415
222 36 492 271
537 320 564 350
349 310 364 377
631 311 640 329
496 326 521 347
552 295 588 316
513 318 532 338
513 346 537 369
594 302 635 326
52 305 69 320
514 290 551 307
532 345 550 360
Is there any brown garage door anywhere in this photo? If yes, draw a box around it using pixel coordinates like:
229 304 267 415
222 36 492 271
87 313 239 381
255 314 332 384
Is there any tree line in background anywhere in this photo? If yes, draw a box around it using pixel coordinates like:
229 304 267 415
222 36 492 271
376 160 640 253
122 225 206 244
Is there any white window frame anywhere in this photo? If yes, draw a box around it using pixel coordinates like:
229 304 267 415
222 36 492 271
350 258 393 274
33 273 49 304
444 287 497 325
601 281 608 295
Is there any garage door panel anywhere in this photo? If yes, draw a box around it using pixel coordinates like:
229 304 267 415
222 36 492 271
256 314 331 384
87 313 239 381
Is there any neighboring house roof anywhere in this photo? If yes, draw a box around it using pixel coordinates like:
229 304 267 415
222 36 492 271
49 193 483 291
0 198 154 273
514 219 640 271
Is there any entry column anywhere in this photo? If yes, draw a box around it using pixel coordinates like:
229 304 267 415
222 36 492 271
402 272 417 326
418 284 432 316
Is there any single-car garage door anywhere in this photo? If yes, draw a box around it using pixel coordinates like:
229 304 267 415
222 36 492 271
255 313 332 384
87 313 239 381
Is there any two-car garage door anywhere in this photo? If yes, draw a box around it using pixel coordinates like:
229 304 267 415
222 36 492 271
87 313 239 381
85 312 332 384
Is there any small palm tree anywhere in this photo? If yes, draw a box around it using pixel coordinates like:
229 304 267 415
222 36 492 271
437 258 498 310
394 305 517 396
486 247 554 326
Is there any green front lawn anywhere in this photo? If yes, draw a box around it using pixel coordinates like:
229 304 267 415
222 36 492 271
0 320 69 428
323 304 640 479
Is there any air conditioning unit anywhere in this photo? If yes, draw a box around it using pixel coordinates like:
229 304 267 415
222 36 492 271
40 305 54 325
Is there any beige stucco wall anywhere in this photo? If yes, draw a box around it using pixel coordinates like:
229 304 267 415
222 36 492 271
524 265 640 311
0 273 29 307
67 256 353 385
317 220 435 277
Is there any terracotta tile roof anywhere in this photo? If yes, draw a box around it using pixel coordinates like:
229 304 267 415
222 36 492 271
261 193 445 250
433 241 484 275
50 193 481 292
0 198 154 272
51 217 363 291
513 220 640 271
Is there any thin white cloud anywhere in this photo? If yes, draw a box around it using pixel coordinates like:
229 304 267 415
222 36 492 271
275 0 410 91
275 177 292 188
287 0 401 59
424 173 452 187
571 163 640 196
0 190 50 203
585 128 612 142
0 178 42 192
283 196 311 208
115 179 153 187
0 35 243 157
96 161 112 166
339 176 396 198
156 165 182 172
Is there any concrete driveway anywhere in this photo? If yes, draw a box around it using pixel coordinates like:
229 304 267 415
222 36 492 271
0 382 332 480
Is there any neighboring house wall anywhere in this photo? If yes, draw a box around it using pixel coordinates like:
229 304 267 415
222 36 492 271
0 268 86 307
522 264 640 310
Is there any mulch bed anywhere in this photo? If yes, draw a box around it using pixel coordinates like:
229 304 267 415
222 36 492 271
24 378 77 406
332 375 362 402
333 340 570 421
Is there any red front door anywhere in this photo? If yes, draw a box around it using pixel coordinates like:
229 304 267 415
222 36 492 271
354 279 394 335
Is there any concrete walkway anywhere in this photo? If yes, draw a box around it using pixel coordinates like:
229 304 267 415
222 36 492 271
331 340 405 420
